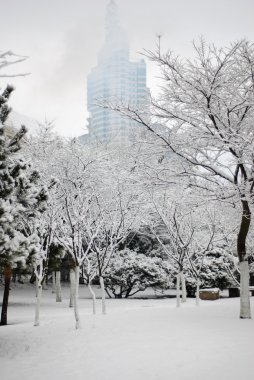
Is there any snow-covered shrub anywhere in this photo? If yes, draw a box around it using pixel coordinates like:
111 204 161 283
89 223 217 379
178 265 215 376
186 253 236 295
104 249 172 298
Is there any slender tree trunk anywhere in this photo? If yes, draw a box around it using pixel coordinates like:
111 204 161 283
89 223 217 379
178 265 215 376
73 266 81 329
100 276 106 314
52 271 56 293
88 282 97 315
180 272 187 303
0 265 12 326
176 273 181 308
35 277 39 297
69 269 75 308
55 271 62 302
196 279 200 307
240 261 251 318
34 284 42 326
237 200 251 319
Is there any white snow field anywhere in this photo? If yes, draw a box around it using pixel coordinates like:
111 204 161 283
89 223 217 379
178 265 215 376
1 285 254 380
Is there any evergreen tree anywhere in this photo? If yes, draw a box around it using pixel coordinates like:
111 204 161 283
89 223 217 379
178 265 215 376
0 85 48 325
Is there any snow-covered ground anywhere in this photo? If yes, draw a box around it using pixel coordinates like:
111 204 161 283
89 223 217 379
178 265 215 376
1 284 254 380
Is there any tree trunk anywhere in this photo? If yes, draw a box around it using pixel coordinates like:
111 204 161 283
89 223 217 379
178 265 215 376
74 266 81 329
100 276 106 314
29 271 36 284
35 277 39 297
88 282 97 315
180 272 187 303
55 271 62 302
240 261 251 318
196 279 200 307
176 273 181 308
69 269 75 308
0 265 12 326
12 270 16 283
237 200 251 319
52 271 56 293
34 284 42 326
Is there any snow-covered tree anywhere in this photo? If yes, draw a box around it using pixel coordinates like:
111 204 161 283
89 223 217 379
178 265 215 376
58 188 99 328
108 40 254 318
89 183 141 314
0 85 48 325
54 145 101 328
147 189 220 307
150 202 196 307
48 243 65 301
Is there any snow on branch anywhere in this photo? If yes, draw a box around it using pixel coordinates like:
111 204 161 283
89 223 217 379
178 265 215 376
0 50 30 77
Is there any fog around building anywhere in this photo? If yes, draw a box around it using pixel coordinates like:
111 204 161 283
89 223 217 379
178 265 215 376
1 0 254 137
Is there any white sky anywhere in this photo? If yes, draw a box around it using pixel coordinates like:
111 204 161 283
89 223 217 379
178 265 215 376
1 0 254 137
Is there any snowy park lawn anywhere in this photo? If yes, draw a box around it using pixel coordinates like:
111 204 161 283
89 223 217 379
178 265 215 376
1 285 254 380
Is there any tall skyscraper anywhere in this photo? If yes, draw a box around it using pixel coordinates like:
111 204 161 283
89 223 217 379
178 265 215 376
85 0 148 145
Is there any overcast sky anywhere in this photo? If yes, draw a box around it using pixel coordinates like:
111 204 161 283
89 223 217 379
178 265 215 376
1 0 254 137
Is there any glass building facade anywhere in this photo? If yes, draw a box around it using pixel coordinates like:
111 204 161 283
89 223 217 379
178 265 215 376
86 0 148 145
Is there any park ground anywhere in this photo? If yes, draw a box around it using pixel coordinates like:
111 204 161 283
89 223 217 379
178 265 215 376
1 284 254 380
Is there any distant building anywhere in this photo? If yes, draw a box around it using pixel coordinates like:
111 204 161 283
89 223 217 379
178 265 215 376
83 0 149 145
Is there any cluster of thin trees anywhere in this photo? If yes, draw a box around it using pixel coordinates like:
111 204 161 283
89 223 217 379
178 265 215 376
1 39 254 329
107 39 254 319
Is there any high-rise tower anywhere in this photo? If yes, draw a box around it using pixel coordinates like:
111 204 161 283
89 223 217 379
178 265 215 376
86 0 148 145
